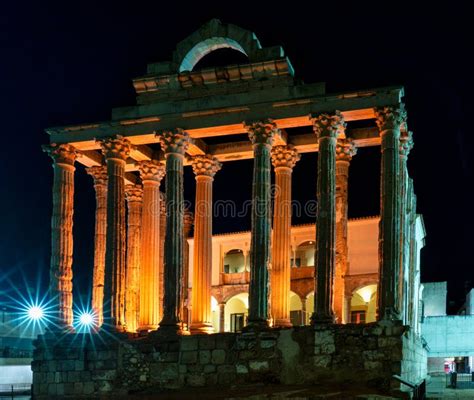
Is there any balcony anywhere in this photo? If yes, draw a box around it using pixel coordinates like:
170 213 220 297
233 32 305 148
291 266 314 280
222 271 250 285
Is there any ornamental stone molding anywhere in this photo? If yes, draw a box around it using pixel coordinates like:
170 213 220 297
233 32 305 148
86 165 108 186
191 154 222 177
374 105 407 131
311 111 346 139
125 184 144 202
400 130 414 158
98 135 132 160
336 138 357 163
43 143 78 166
271 145 300 169
137 160 166 182
157 128 190 155
244 119 278 146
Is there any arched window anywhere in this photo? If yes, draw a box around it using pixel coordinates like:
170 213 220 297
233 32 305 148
350 284 377 324
224 293 248 332
292 240 315 268
223 249 246 273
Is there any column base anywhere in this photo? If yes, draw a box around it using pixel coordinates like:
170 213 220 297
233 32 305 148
379 307 401 323
272 318 292 328
310 313 335 325
189 322 214 335
244 318 269 331
138 324 159 334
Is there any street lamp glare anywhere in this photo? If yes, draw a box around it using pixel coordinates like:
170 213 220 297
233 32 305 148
27 306 44 321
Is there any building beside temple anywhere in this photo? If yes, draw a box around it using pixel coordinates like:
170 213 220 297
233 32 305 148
33 19 428 398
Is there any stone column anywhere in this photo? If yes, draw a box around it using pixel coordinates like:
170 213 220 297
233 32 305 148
99 136 131 330
86 165 108 328
219 303 226 332
181 210 194 331
124 184 143 333
399 131 413 323
43 144 77 330
190 155 222 334
375 105 407 321
157 129 189 333
244 120 276 329
270 145 300 327
310 112 345 324
137 160 165 331
159 191 166 318
334 138 357 323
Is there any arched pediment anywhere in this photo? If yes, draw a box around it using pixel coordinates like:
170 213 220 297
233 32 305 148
172 19 283 72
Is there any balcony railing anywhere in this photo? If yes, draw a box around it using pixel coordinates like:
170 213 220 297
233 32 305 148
290 266 314 280
222 271 250 285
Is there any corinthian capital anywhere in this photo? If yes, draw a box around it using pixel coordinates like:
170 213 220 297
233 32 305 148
244 119 278 146
336 138 357 162
271 145 300 169
157 128 190 155
311 111 346 139
98 135 131 161
138 160 166 182
191 154 222 178
86 165 107 186
374 105 407 131
125 184 143 202
43 143 78 166
399 130 414 157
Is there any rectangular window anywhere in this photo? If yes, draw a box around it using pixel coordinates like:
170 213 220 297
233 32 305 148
290 310 304 326
230 313 245 332
350 310 366 324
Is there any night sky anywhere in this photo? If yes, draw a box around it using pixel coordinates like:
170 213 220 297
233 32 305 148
1 2 472 312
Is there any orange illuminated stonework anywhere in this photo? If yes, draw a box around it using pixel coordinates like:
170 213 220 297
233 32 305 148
42 20 424 338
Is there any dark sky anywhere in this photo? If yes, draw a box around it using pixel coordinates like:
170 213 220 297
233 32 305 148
1 2 472 311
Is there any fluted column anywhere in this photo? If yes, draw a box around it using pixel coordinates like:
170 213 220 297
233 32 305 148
157 129 189 333
190 155 222 334
99 136 131 330
124 184 143 332
159 191 166 319
334 139 357 323
137 160 165 331
244 120 276 329
310 112 345 324
182 210 194 331
399 131 414 323
43 144 77 331
86 165 108 328
270 145 300 327
375 105 407 321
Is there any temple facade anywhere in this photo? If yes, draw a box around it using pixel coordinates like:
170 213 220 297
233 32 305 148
34 19 428 397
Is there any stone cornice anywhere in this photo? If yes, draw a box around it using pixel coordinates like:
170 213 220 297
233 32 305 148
374 105 407 132
191 154 222 178
43 143 78 166
98 135 131 161
137 160 166 182
125 184 144 202
244 119 278 146
336 138 357 162
271 145 300 169
157 128 190 155
311 111 346 139
86 165 107 185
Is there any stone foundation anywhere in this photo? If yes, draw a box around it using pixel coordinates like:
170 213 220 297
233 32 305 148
32 322 427 398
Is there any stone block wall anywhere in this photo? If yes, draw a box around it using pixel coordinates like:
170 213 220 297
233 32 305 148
32 322 427 399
